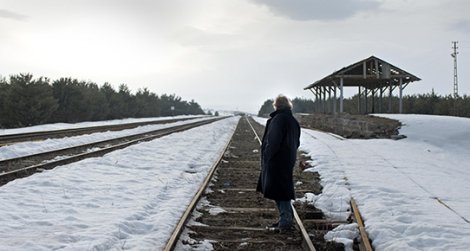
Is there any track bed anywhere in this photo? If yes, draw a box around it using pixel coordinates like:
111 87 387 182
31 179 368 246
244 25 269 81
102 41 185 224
177 117 346 250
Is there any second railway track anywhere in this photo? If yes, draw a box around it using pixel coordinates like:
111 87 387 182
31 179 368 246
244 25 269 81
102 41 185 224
0 116 204 146
0 117 225 186
165 116 349 250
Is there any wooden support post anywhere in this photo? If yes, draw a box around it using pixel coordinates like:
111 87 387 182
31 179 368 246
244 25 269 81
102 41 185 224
333 86 337 115
327 86 333 113
365 87 368 114
340 77 344 113
318 87 321 113
358 86 362 114
379 87 384 113
388 82 393 113
399 78 403 113
309 89 317 112
371 88 376 113
318 86 325 113
319 87 322 113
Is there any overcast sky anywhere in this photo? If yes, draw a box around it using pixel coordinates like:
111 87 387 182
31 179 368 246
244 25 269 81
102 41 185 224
1 0 469 113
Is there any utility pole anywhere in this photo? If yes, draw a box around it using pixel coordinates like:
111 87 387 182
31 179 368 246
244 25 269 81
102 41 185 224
451 41 459 97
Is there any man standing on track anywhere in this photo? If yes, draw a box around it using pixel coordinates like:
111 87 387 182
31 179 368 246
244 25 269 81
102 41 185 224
256 94 301 233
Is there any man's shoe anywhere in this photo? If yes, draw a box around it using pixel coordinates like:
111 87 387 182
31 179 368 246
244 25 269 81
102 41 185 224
278 225 294 234
266 224 294 234
265 221 279 230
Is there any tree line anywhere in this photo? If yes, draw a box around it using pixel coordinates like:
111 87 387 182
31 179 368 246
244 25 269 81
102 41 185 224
258 97 316 116
258 92 470 118
0 73 205 128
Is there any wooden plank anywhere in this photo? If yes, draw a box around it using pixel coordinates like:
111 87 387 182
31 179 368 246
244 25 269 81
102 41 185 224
220 188 257 191
220 160 259 164
191 225 267 232
216 167 259 171
337 74 415 79
351 198 373 251
303 219 349 224
222 207 277 213
202 239 299 244
221 188 312 193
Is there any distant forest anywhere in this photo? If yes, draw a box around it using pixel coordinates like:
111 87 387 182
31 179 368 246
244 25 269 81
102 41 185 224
0 74 205 128
258 93 470 118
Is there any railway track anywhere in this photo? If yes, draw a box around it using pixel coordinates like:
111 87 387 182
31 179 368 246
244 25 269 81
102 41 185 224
0 117 224 186
301 130 378 251
164 116 349 251
0 116 204 146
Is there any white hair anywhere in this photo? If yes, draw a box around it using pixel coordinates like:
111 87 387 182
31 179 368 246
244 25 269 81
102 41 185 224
272 94 293 110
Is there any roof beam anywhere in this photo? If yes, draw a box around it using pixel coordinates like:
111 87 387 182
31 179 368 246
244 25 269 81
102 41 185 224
336 74 417 79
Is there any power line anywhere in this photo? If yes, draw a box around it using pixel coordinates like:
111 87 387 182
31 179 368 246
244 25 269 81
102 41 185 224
451 41 459 97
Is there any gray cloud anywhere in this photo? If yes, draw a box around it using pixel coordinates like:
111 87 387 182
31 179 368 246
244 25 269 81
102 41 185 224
451 19 470 34
0 9 27 21
251 0 381 21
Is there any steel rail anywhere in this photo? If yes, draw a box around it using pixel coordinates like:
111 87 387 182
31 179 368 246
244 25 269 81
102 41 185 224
163 118 235 251
434 197 470 224
304 129 376 250
246 116 316 251
0 116 204 145
345 135 470 226
0 117 225 186
245 116 262 145
0 118 220 165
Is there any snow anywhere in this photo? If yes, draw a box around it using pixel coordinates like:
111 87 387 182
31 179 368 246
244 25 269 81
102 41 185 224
296 114 470 250
0 115 205 136
0 116 215 161
1 114 470 250
324 223 359 251
0 116 239 250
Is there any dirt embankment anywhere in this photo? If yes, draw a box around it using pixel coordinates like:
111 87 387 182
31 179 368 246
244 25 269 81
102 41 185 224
296 113 402 139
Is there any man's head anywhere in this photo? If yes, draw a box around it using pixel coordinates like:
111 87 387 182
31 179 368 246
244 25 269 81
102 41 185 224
273 94 293 110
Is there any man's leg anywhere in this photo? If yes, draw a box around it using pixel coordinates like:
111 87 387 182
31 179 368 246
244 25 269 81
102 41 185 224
275 200 293 228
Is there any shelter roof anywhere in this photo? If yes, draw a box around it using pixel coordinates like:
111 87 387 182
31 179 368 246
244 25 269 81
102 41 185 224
304 56 421 90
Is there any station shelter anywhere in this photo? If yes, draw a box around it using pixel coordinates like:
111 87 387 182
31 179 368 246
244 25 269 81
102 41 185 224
304 56 421 114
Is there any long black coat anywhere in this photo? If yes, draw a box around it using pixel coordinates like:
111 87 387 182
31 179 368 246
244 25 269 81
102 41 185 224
256 108 300 200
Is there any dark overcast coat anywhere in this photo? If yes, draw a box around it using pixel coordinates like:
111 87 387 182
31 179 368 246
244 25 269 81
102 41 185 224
256 108 300 201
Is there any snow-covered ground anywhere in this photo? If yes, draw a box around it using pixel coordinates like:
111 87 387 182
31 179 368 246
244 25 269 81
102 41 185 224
0 115 205 136
0 116 239 250
0 116 215 161
1 114 469 250
296 114 470 250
